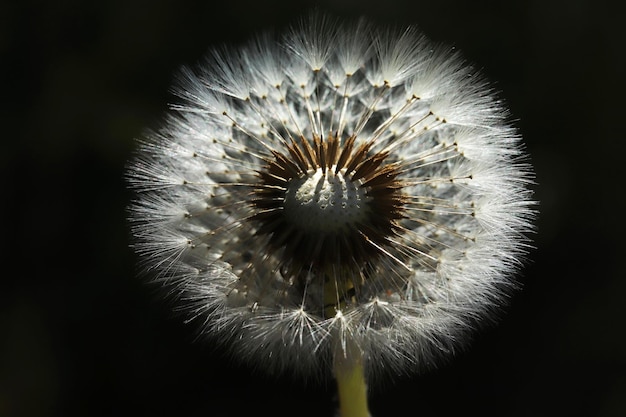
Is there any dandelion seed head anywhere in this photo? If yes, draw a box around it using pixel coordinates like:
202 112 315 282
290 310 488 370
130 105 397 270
127 14 535 382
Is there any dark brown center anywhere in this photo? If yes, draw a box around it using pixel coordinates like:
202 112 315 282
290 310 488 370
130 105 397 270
250 134 406 286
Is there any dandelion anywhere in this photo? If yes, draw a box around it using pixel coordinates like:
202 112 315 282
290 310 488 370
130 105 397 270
127 13 535 417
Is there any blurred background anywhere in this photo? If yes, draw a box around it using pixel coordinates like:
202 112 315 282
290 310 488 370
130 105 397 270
2 0 625 416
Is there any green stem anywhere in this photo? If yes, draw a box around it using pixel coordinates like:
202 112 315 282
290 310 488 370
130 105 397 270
333 342 370 417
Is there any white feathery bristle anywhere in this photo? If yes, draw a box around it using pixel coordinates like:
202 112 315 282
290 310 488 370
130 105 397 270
126 14 536 383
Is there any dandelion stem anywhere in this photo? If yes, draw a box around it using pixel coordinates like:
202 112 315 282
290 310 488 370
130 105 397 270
334 342 370 417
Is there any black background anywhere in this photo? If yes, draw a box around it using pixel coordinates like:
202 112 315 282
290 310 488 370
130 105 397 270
3 0 625 416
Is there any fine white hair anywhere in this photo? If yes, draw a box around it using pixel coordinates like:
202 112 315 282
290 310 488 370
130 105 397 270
127 13 535 383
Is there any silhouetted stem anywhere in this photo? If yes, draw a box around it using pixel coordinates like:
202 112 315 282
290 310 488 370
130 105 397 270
333 341 370 417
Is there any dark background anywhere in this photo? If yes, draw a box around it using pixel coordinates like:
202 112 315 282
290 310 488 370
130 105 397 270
3 0 625 416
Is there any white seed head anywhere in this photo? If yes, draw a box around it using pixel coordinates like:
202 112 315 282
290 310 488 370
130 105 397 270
127 14 535 382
